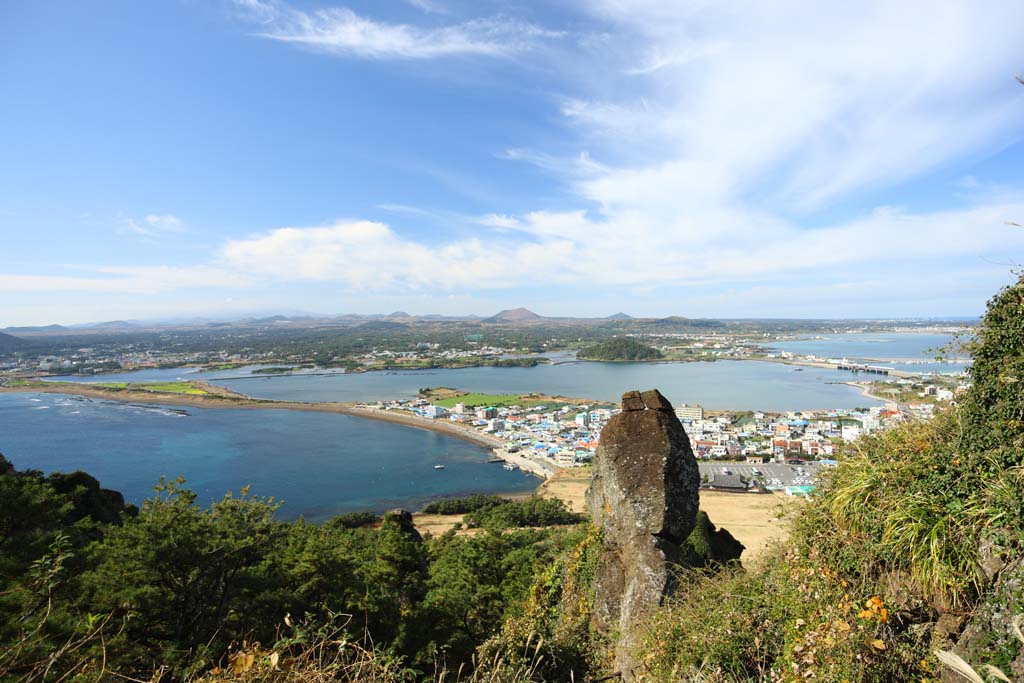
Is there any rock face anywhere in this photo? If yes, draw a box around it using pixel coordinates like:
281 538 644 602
586 389 701 680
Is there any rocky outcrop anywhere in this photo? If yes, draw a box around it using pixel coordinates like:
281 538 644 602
683 510 744 568
586 389 701 680
941 556 1024 682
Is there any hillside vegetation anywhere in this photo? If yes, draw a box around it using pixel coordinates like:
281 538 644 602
578 337 664 361
632 275 1024 681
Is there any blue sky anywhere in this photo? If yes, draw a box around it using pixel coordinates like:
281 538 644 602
2 0 1023 325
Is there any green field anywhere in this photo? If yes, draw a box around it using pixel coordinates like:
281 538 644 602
94 381 210 395
432 393 524 408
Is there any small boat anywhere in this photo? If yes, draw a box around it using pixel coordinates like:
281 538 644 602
434 464 446 470
503 462 517 471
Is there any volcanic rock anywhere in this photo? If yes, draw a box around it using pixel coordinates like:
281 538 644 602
587 389 701 680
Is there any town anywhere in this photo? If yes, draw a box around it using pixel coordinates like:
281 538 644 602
355 375 964 496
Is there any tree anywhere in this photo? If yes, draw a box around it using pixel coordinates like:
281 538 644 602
81 479 282 671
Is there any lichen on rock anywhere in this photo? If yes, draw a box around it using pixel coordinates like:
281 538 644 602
586 389 701 680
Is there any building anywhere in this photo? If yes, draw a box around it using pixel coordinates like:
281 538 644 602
424 405 447 419
675 403 704 421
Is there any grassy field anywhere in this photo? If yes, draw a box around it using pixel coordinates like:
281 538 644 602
433 392 524 408
94 381 211 395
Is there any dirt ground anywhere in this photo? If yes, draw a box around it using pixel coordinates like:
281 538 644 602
412 512 474 537
536 471 796 564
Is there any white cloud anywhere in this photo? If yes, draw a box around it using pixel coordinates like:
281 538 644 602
0 266 245 294
556 1 1024 212
236 0 561 60
122 213 186 238
405 0 449 16
214 201 1024 293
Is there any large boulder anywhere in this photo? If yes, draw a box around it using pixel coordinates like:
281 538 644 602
586 389 701 680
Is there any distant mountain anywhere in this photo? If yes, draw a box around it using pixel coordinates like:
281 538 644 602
387 311 411 318
79 320 143 329
248 315 291 324
0 332 29 352
2 324 68 334
356 320 409 331
484 307 543 323
606 312 633 320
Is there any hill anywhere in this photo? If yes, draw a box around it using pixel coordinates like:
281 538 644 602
483 307 543 323
0 331 28 352
577 336 663 360
2 324 68 334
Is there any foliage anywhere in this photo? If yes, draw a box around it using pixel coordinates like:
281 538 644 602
421 495 506 515
577 337 663 361
462 497 585 530
959 275 1024 463
0 458 584 681
482 525 606 681
326 511 381 529
681 510 745 569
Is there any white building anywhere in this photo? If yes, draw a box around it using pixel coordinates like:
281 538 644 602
675 403 704 421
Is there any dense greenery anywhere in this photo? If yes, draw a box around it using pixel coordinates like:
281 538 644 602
577 337 664 361
0 466 586 681
421 495 584 529
420 494 506 515
462 497 584 529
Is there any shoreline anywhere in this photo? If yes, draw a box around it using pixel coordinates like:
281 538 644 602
0 383 521 465
841 381 898 405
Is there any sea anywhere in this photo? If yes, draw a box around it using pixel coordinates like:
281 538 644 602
55 360 882 411
0 392 535 520
767 332 970 373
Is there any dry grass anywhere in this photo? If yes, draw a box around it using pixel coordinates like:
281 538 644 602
535 471 793 563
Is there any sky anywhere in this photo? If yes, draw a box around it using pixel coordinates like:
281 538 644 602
2 0 1023 326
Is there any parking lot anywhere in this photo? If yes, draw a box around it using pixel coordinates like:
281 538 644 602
697 461 825 487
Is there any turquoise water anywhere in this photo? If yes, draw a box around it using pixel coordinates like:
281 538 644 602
0 393 536 520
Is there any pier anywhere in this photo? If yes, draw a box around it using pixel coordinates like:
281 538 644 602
836 363 894 375
491 448 558 479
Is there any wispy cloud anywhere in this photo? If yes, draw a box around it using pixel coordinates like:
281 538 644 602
121 213 186 238
0 265 245 294
235 0 561 60
405 0 449 16
557 1 1024 212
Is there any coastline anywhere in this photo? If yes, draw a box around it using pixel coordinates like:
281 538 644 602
0 383 513 460
841 381 897 405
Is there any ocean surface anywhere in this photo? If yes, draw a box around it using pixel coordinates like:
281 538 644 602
0 393 536 520
54 360 886 411
767 332 969 374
